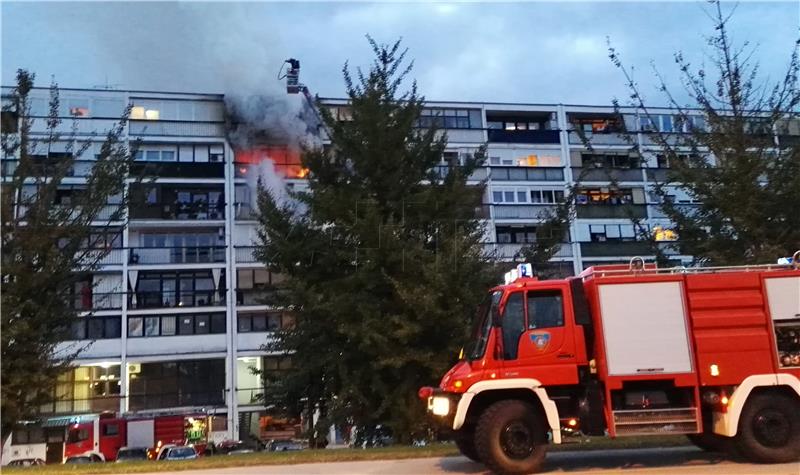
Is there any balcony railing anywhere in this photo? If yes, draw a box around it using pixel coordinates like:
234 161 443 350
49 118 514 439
488 129 560 144
580 241 654 257
129 290 223 309
130 161 225 179
129 246 226 265
573 167 644 182
489 167 564 181
236 387 265 406
576 204 648 219
568 131 631 145
236 288 276 306
71 291 125 311
129 202 225 220
431 166 489 181
235 246 259 263
128 120 225 137
75 248 125 266
483 242 573 259
234 202 258 221
492 204 558 220
128 390 226 411
1 159 98 178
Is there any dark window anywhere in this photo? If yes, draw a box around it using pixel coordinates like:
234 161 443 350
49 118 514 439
238 314 252 332
252 314 268 332
102 424 119 437
527 291 564 329
1 110 19 133
178 315 195 335
128 317 144 337
210 313 226 333
105 318 121 338
87 319 105 339
195 314 210 334
502 292 525 360
72 319 86 340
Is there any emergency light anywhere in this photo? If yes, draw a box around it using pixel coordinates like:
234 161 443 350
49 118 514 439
504 263 534 285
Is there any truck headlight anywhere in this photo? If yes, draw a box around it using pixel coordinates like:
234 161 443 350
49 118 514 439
431 396 450 416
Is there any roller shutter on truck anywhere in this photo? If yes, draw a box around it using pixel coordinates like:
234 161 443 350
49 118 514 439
598 281 694 375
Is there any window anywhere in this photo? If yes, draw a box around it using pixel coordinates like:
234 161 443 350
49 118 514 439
577 188 635 205
417 108 479 129
102 424 119 437
128 317 143 337
527 291 564 329
238 312 290 332
145 317 160 336
582 154 638 169
502 293 525 360
72 317 121 340
161 316 176 336
495 226 537 244
127 313 224 337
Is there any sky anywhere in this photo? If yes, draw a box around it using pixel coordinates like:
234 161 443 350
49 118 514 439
2 1 799 106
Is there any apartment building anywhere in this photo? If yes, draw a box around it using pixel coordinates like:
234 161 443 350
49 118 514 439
4 84 791 445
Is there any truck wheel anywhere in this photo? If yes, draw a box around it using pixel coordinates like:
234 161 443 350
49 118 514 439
736 393 800 463
474 400 547 474
453 430 480 462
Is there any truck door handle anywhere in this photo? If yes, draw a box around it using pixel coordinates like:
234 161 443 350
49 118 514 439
557 353 574 359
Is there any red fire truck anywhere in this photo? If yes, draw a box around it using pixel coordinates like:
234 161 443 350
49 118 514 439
420 257 800 474
63 412 210 462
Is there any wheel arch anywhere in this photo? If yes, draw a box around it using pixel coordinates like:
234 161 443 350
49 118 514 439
453 378 562 444
713 373 800 437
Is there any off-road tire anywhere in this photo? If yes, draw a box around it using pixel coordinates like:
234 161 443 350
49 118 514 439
735 393 800 463
453 429 480 462
474 400 547 474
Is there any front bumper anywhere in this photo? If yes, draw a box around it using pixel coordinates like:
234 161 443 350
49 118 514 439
425 390 462 430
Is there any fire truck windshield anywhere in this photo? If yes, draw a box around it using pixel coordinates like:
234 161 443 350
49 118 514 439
466 291 501 360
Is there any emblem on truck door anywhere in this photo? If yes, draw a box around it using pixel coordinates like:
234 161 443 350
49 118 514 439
530 332 551 351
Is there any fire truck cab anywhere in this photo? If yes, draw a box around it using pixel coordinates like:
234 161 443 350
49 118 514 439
420 258 800 474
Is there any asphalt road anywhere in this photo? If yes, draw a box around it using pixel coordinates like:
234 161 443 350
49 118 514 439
147 447 800 474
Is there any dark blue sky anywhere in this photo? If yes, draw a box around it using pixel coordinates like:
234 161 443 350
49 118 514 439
2 1 798 105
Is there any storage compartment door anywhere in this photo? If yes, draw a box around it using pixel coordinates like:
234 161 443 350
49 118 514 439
765 277 800 321
126 420 154 448
599 281 693 375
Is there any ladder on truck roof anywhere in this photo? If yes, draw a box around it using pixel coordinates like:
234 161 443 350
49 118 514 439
580 250 800 279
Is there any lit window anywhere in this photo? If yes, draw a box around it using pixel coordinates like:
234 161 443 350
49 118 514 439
130 106 146 120
144 109 160 120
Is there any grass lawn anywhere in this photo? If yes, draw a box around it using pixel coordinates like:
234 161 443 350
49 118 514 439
1 436 690 474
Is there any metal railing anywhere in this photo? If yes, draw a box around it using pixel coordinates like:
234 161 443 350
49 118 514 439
236 387 265 405
129 290 223 309
128 390 226 411
236 288 275 306
573 167 644 182
129 246 226 265
489 167 565 181
75 248 125 266
235 246 259 263
129 202 225 220
129 120 225 137
488 129 561 144
576 204 648 219
484 242 573 259
70 291 125 311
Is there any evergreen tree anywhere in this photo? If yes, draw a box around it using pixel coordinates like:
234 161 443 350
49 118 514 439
255 38 496 442
1 70 134 439
608 0 800 265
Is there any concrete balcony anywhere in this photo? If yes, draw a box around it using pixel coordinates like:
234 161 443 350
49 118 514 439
576 204 648 219
489 167 565 181
568 131 632 146
128 290 224 310
483 242 573 259
488 129 560 144
580 241 653 257
129 202 225 221
572 167 644 182
129 120 225 137
130 161 225 179
492 204 558 220
128 246 226 265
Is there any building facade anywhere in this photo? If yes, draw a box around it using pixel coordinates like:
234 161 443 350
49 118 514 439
6 85 780 443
